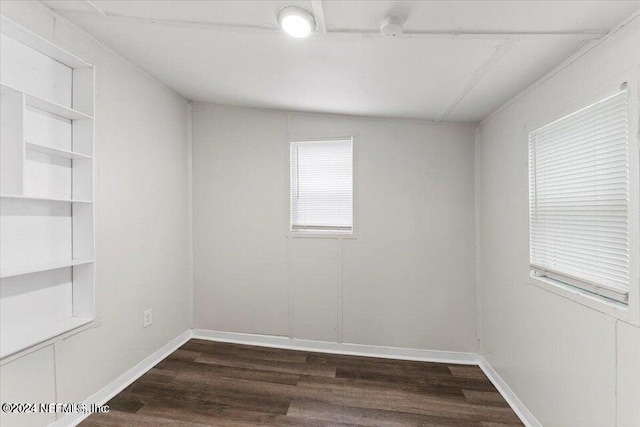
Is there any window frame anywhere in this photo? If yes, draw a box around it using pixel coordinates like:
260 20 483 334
525 76 640 326
286 135 358 240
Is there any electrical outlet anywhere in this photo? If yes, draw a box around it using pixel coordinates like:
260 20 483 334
143 308 153 328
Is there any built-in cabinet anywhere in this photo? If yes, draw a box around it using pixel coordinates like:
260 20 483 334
0 16 95 358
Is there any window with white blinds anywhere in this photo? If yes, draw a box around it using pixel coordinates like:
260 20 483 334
290 138 353 232
529 89 629 304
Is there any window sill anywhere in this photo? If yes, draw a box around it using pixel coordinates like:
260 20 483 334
287 230 358 240
527 272 637 325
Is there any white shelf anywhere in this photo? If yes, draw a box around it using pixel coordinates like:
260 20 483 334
0 259 93 279
1 84 93 120
24 91 93 120
26 142 92 160
0 194 92 203
0 316 93 358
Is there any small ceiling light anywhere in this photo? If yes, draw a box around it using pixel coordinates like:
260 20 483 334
380 16 404 38
278 6 315 38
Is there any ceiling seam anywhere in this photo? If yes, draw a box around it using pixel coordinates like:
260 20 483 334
310 0 327 34
83 1 106 17
324 30 604 41
195 101 475 127
45 10 607 41
479 10 640 126
436 40 514 122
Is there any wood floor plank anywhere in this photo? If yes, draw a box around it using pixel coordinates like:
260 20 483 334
136 403 356 427
176 370 522 424
81 410 211 427
137 367 176 383
184 339 308 363
300 374 467 399
81 339 523 426
287 399 482 427
156 357 301 385
125 377 292 415
334 363 464 381
189 339 300 356
305 353 453 373
481 423 527 427
449 365 489 380
104 394 145 414
335 366 497 392
294 375 514 421
167 348 202 362
335 364 457 381
194 352 336 377
463 390 510 407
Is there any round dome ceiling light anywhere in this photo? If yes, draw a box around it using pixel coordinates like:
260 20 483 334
278 6 315 38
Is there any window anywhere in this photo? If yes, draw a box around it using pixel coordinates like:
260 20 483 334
529 89 630 304
290 138 353 233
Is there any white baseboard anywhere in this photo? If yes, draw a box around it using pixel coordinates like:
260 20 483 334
191 329 479 365
48 328 540 427
49 329 192 427
478 356 542 427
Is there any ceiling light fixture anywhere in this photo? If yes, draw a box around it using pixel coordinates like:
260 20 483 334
278 6 315 38
380 16 404 38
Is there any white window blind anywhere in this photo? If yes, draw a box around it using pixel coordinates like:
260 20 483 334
290 138 353 232
529 89 629 304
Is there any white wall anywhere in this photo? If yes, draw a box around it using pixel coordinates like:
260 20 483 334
192 104 477 351
0 2 191 427
6 4 637 427
477 16 640 427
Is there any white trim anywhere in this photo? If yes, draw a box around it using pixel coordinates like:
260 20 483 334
336 239 344 343
528 274 631 322
48 330 192 427
192 329 478 365
186 103 194 328
473 125 483 352
478 356 542 427
287 231 358 240
285 133 358 240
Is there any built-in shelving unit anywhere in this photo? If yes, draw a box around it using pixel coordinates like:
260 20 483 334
0 16 95 359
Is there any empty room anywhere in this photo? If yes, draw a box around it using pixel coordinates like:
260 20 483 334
0 1 639 426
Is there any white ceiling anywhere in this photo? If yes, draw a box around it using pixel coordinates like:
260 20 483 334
43 1 640 122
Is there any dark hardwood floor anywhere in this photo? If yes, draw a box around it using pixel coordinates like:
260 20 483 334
81 339 523 426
